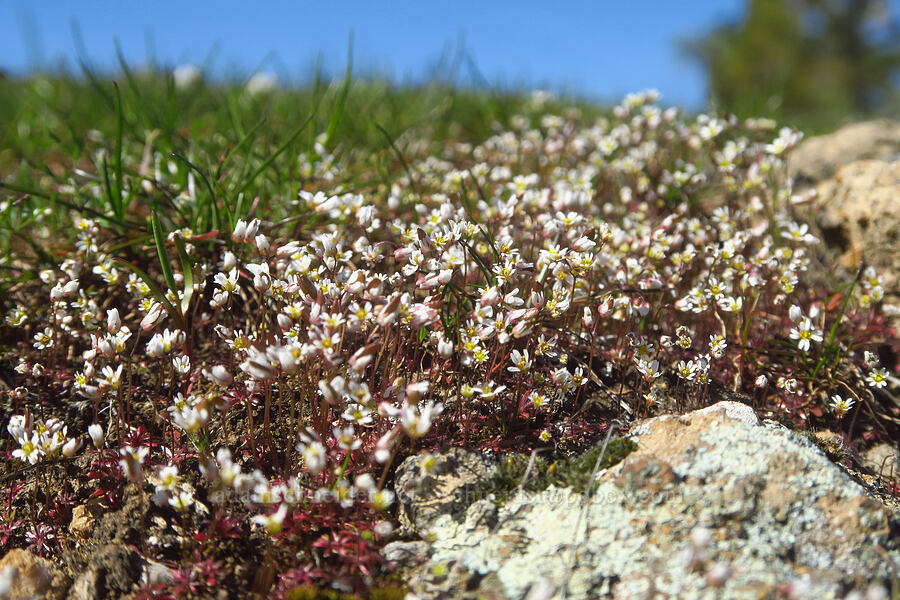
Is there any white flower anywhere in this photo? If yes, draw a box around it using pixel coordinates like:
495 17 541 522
507 349 532 373
252 503 288 535
789 318 822 352
99 365 124 390
829 395 855 416
866 368 889 389
298 441 327 474
119 445 149 481
203 365 233 387
172 355 191 375
400 401 443 439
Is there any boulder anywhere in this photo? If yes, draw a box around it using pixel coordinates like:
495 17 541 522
403 401 900 600
788 119 900 185
0 549 70 600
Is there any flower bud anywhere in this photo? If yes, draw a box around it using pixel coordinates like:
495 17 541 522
88 423 105 449
62 437 83 458
106 308 121 333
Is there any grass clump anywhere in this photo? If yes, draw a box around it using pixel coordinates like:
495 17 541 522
476 436 638 504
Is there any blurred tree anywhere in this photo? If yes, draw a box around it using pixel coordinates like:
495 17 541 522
687 0 900 132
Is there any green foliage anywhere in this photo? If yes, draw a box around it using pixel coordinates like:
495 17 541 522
285 584 406 600
687 0 900 133
474 437 638 504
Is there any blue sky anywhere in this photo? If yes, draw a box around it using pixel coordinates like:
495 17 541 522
3 0 757 109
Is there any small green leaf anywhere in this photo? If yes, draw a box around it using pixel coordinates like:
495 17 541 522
150 212 179 299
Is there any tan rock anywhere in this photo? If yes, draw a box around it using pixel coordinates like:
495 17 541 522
814 159 900 306
70 502 103 539
788 119 900 185
0 549 70 600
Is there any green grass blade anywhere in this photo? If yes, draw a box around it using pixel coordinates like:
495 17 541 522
215 116 266 180
150 211 179 298
374 122 421 197
170 152 220 232
112 82 125 220
235 114 314 197
811 263 864 378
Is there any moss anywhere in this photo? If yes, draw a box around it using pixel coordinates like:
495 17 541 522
369 587 408 600
806 431 847 463
285 585 406 600
473 436 638 504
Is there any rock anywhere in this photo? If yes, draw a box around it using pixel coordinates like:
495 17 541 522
66 544 142 600
0 549 70 600
814 159 900 306
382 541 430 575
395 447 496 534
405 401 900 600
69 501 104 539
788 119 900 185
863 443 898 477
141 558 175 587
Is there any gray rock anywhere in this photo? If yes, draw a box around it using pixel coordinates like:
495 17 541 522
382 540 430 575
404 401 899 600
395 446 496 534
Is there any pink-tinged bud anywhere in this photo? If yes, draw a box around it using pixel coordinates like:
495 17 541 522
572 236 596 252
204 365 233 387
511 319 535 339
530 291 545 308
277 313 293 331
376 295 401 327
480 286 500 307
409 305 439 329
62 437 83 458
582 306 594 327
437 337 453 357
255 234 270 252
405 381 430 404
141 302 165 331
598 297 612 317
349 343 379 372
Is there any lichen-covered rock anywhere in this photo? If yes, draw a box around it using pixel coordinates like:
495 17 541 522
788 119 900 185
810 159 900 316
405 401 900 600
395 446 496 534
0 548 70 600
